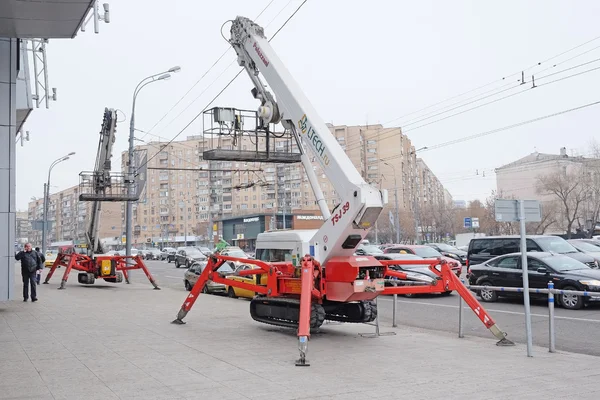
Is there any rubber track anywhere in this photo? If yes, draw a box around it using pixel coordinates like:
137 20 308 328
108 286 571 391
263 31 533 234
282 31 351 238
325 300 378 324
250 296 325 330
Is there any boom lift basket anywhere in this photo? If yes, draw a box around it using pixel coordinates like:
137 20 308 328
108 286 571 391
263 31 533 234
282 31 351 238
201 107 301 164
78 171 140 202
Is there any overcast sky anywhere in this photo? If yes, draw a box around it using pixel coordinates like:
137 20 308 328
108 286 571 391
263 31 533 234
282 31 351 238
16 0 600 211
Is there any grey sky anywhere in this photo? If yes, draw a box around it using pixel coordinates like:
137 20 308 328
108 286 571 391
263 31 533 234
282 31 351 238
16 0 600 210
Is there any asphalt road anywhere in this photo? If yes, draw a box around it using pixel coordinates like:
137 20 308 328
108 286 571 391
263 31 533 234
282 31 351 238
141 260 600 357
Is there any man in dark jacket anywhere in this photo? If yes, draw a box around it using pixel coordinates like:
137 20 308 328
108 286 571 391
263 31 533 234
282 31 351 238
34 247 45 285
15 243 42 302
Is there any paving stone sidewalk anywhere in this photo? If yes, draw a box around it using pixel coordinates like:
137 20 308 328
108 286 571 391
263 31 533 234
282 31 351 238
1 272 599 400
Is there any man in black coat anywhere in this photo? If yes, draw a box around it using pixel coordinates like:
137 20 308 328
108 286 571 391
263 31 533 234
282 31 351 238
15 243 42 302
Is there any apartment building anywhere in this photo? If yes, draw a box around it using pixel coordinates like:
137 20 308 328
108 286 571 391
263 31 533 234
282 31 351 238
16 211 30 244
123 123 450 246
27 184 122 247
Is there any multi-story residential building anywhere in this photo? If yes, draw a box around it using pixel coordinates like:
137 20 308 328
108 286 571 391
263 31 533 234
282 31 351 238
123 123 451 247
16 211 30 244
27 184 122 247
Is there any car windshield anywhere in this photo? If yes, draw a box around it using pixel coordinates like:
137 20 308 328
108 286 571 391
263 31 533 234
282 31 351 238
359 245 383 254
226 250 247 258
217 264 234 273
435 243 458 252
199 247 211 252
570 241 600 252
187 250 205 258
413 247 442 258
536 237 578 254
543 255 589 271
383 254 422 260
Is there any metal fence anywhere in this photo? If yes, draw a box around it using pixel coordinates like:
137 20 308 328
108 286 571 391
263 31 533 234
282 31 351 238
461 281 598 353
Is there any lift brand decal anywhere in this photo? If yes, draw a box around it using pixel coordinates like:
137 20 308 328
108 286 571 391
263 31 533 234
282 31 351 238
253 42 269 67
297 114 330 166
331 201 350 227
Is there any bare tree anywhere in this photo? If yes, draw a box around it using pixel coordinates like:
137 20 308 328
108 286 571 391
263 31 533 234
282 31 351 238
526 200 558 234
537 168 588 239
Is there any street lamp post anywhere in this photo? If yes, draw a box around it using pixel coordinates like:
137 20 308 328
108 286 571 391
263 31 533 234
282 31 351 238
42 152 75 254
179 201 188 246
126 66 181 259
382 160 400 244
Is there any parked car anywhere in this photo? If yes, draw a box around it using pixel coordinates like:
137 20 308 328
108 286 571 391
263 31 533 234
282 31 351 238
225 264 268 299
425 243 467 265
354 244 384 256
175 247 207 268
467 235 598 270
383 245 462 276
467 251 600 309
183 261 234 293
144 249 162 260
568 239 600 264
219 246 250 269
196 247 212 257
167 247 181 263
373 254 444 297
160 247 176 261
44 249 58 268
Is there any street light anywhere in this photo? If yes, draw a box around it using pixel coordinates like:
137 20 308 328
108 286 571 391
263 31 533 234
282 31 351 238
126 66 181 259
381 160 400 244
42 152 76 254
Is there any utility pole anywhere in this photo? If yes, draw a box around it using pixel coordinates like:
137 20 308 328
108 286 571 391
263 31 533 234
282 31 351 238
382 161 401 244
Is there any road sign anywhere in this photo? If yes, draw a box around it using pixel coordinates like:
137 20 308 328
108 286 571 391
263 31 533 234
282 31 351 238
464 217 472 229
472 217 480 229
494 199 541 222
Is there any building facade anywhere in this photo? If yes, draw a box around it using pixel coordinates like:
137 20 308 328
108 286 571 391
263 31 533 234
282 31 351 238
495 147 600 234
16 211 31 245
27 184 122 247
122 124 451 247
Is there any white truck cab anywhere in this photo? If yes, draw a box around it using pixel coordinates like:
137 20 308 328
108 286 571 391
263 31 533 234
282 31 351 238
255 229 318 267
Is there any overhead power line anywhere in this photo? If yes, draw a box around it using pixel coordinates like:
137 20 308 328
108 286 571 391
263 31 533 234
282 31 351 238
136 0 309 174
380 99 600 161
138 0 277 142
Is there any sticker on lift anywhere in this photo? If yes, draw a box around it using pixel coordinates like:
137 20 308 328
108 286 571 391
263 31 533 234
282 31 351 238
355 281 364 286
355 257 369 261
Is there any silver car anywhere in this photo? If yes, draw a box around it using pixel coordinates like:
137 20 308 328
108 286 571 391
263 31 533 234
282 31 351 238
183 261 234 293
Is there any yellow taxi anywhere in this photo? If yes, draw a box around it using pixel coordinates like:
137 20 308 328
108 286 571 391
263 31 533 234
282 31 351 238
45 249 58 268
225 264 268 299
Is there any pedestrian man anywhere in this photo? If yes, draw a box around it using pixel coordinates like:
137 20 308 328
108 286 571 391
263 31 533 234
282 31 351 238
34 247 45 285
15 243 42 302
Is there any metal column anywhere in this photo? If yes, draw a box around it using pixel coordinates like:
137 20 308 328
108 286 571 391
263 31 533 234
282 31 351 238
0 38 17 301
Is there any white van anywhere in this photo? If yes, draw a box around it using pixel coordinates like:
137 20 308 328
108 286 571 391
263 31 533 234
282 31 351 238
255 229 317 267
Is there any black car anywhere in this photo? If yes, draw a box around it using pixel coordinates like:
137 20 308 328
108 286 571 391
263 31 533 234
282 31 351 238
144 249 162 260
166 248 178 263
467 252 600 310
426 243 467 265
467 235 598 270
175 247 207 268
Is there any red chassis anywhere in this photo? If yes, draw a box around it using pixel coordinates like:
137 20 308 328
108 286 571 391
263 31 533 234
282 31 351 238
172 254 513 366
43 253 160 290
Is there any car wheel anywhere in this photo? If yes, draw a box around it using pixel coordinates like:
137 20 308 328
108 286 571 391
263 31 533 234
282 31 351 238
227 286 237 298
440 290 453 296
478 282 497 302
560 286 583 310
184 280 192 291
175 260 180 268
403 293 415 298
201 285 209 294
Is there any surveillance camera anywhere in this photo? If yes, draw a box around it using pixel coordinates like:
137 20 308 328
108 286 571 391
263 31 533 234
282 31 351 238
103 4 111 23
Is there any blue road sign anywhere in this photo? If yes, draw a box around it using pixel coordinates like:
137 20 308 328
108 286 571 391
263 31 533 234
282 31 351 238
464 217 472 229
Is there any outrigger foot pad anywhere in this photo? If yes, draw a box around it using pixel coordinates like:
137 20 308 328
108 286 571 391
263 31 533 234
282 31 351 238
295 355 310 367
153 287 161 290
42 282 49 285
496 338 515 346
171 319 185 325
